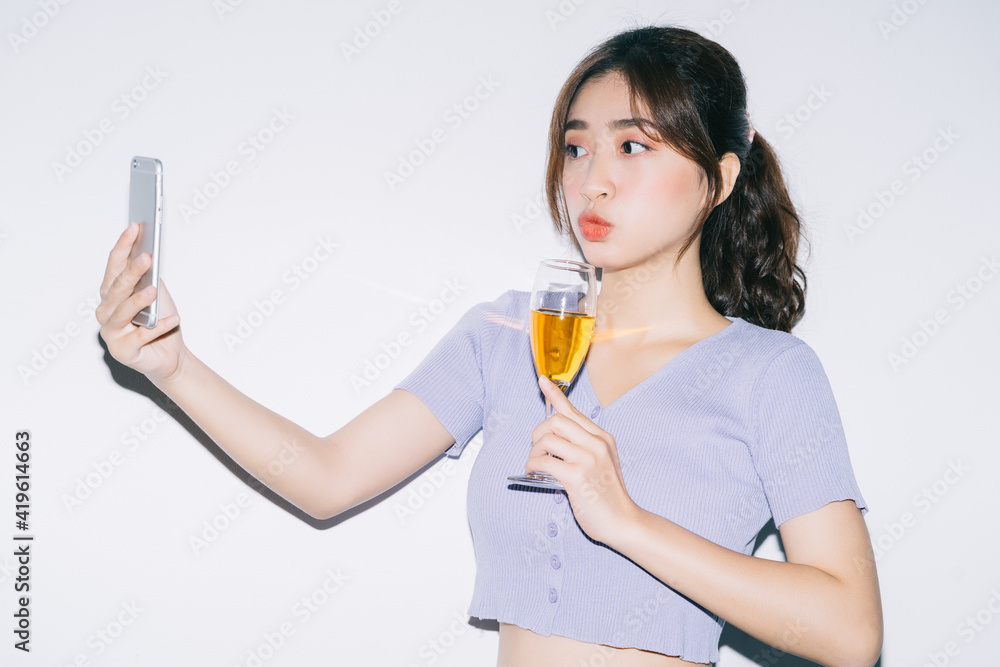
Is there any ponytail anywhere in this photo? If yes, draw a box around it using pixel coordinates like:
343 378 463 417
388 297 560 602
700 133 807 333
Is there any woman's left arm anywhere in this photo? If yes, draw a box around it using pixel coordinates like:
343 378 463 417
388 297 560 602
527 376 883 667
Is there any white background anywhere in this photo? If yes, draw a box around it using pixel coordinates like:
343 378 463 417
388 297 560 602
2 0 998 665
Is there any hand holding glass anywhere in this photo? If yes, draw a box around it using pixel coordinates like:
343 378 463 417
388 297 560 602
508 259 597 489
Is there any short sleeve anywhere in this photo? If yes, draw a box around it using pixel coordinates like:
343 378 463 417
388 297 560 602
393 290 517 458
749 341 868 526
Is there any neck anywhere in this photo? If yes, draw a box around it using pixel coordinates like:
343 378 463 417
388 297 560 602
594 245 725 345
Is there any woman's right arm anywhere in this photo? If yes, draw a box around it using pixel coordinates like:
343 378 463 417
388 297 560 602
98 224 456 520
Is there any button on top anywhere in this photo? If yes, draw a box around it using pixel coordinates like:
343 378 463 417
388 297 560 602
550 555 562 570
590 406 601 418
554 492 565 504
547 522 559 538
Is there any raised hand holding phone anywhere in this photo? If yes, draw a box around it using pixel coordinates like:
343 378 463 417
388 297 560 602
97 221 183 386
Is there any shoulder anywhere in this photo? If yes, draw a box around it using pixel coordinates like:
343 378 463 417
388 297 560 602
715 318 838 411
725 320 843 442
728 316 808 358
726 317 828 383
447 290 529 356
491 289 529 319
461 289 528 331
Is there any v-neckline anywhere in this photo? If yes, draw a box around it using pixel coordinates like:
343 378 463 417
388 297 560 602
578 316 743 411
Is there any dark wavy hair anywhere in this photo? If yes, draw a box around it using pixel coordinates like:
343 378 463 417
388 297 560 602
545 26 807 332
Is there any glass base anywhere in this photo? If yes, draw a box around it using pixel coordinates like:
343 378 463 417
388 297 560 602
507 472 565 490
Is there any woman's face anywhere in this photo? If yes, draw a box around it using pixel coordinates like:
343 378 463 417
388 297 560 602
561 73 709 272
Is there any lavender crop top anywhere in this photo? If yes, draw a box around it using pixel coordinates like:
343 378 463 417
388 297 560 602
393 290 867 663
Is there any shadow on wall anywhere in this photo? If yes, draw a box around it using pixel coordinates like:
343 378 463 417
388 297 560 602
98 333 440 531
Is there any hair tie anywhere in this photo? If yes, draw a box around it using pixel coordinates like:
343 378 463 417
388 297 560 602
745 110 756 144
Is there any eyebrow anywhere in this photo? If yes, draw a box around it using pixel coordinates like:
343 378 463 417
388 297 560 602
564 118 653 132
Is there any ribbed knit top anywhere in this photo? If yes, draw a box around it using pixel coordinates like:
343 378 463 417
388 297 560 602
394 290 867 663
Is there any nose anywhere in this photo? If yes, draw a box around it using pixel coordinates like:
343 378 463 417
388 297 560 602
579 150 614 202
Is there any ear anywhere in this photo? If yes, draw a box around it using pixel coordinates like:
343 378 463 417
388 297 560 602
714 152 742 206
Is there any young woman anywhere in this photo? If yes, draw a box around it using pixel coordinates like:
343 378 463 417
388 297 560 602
98 26 882 667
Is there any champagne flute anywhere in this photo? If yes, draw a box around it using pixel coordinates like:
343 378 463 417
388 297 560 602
508 259 597 489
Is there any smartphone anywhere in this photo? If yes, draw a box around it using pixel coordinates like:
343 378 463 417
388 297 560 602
127 156 163 328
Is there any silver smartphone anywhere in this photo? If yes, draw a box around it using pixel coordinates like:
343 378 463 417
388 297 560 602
128 156 163 328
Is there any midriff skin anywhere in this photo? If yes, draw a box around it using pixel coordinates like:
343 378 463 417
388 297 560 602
498 624 710 667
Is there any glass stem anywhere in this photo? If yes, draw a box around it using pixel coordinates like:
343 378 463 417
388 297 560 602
545 382 567 418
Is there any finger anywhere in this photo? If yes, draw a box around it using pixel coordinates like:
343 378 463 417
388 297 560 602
538 379 608 443
539 375 580 415
528 431 577 463
131 311 181 343
152 279 179 318
531 413 592 450
525 450 572 482
105 281 157 331
100 223 139 297
538 375 605 437
103 306 180 356
97 251 152 326
533 417 623 485
108 250 152 306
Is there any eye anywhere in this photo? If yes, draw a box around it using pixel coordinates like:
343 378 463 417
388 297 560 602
622 140 649 155
564 144 588 159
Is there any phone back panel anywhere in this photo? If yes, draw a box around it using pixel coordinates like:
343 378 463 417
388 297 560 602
128 156 163 327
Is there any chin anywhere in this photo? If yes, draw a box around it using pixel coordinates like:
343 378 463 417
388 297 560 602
576 245 607 270
591 248 677 277
583 255 627 275
575 242 627 272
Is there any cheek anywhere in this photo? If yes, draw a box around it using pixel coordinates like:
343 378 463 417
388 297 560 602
561 170 585 208
627 164 706 214
561 167 579 193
